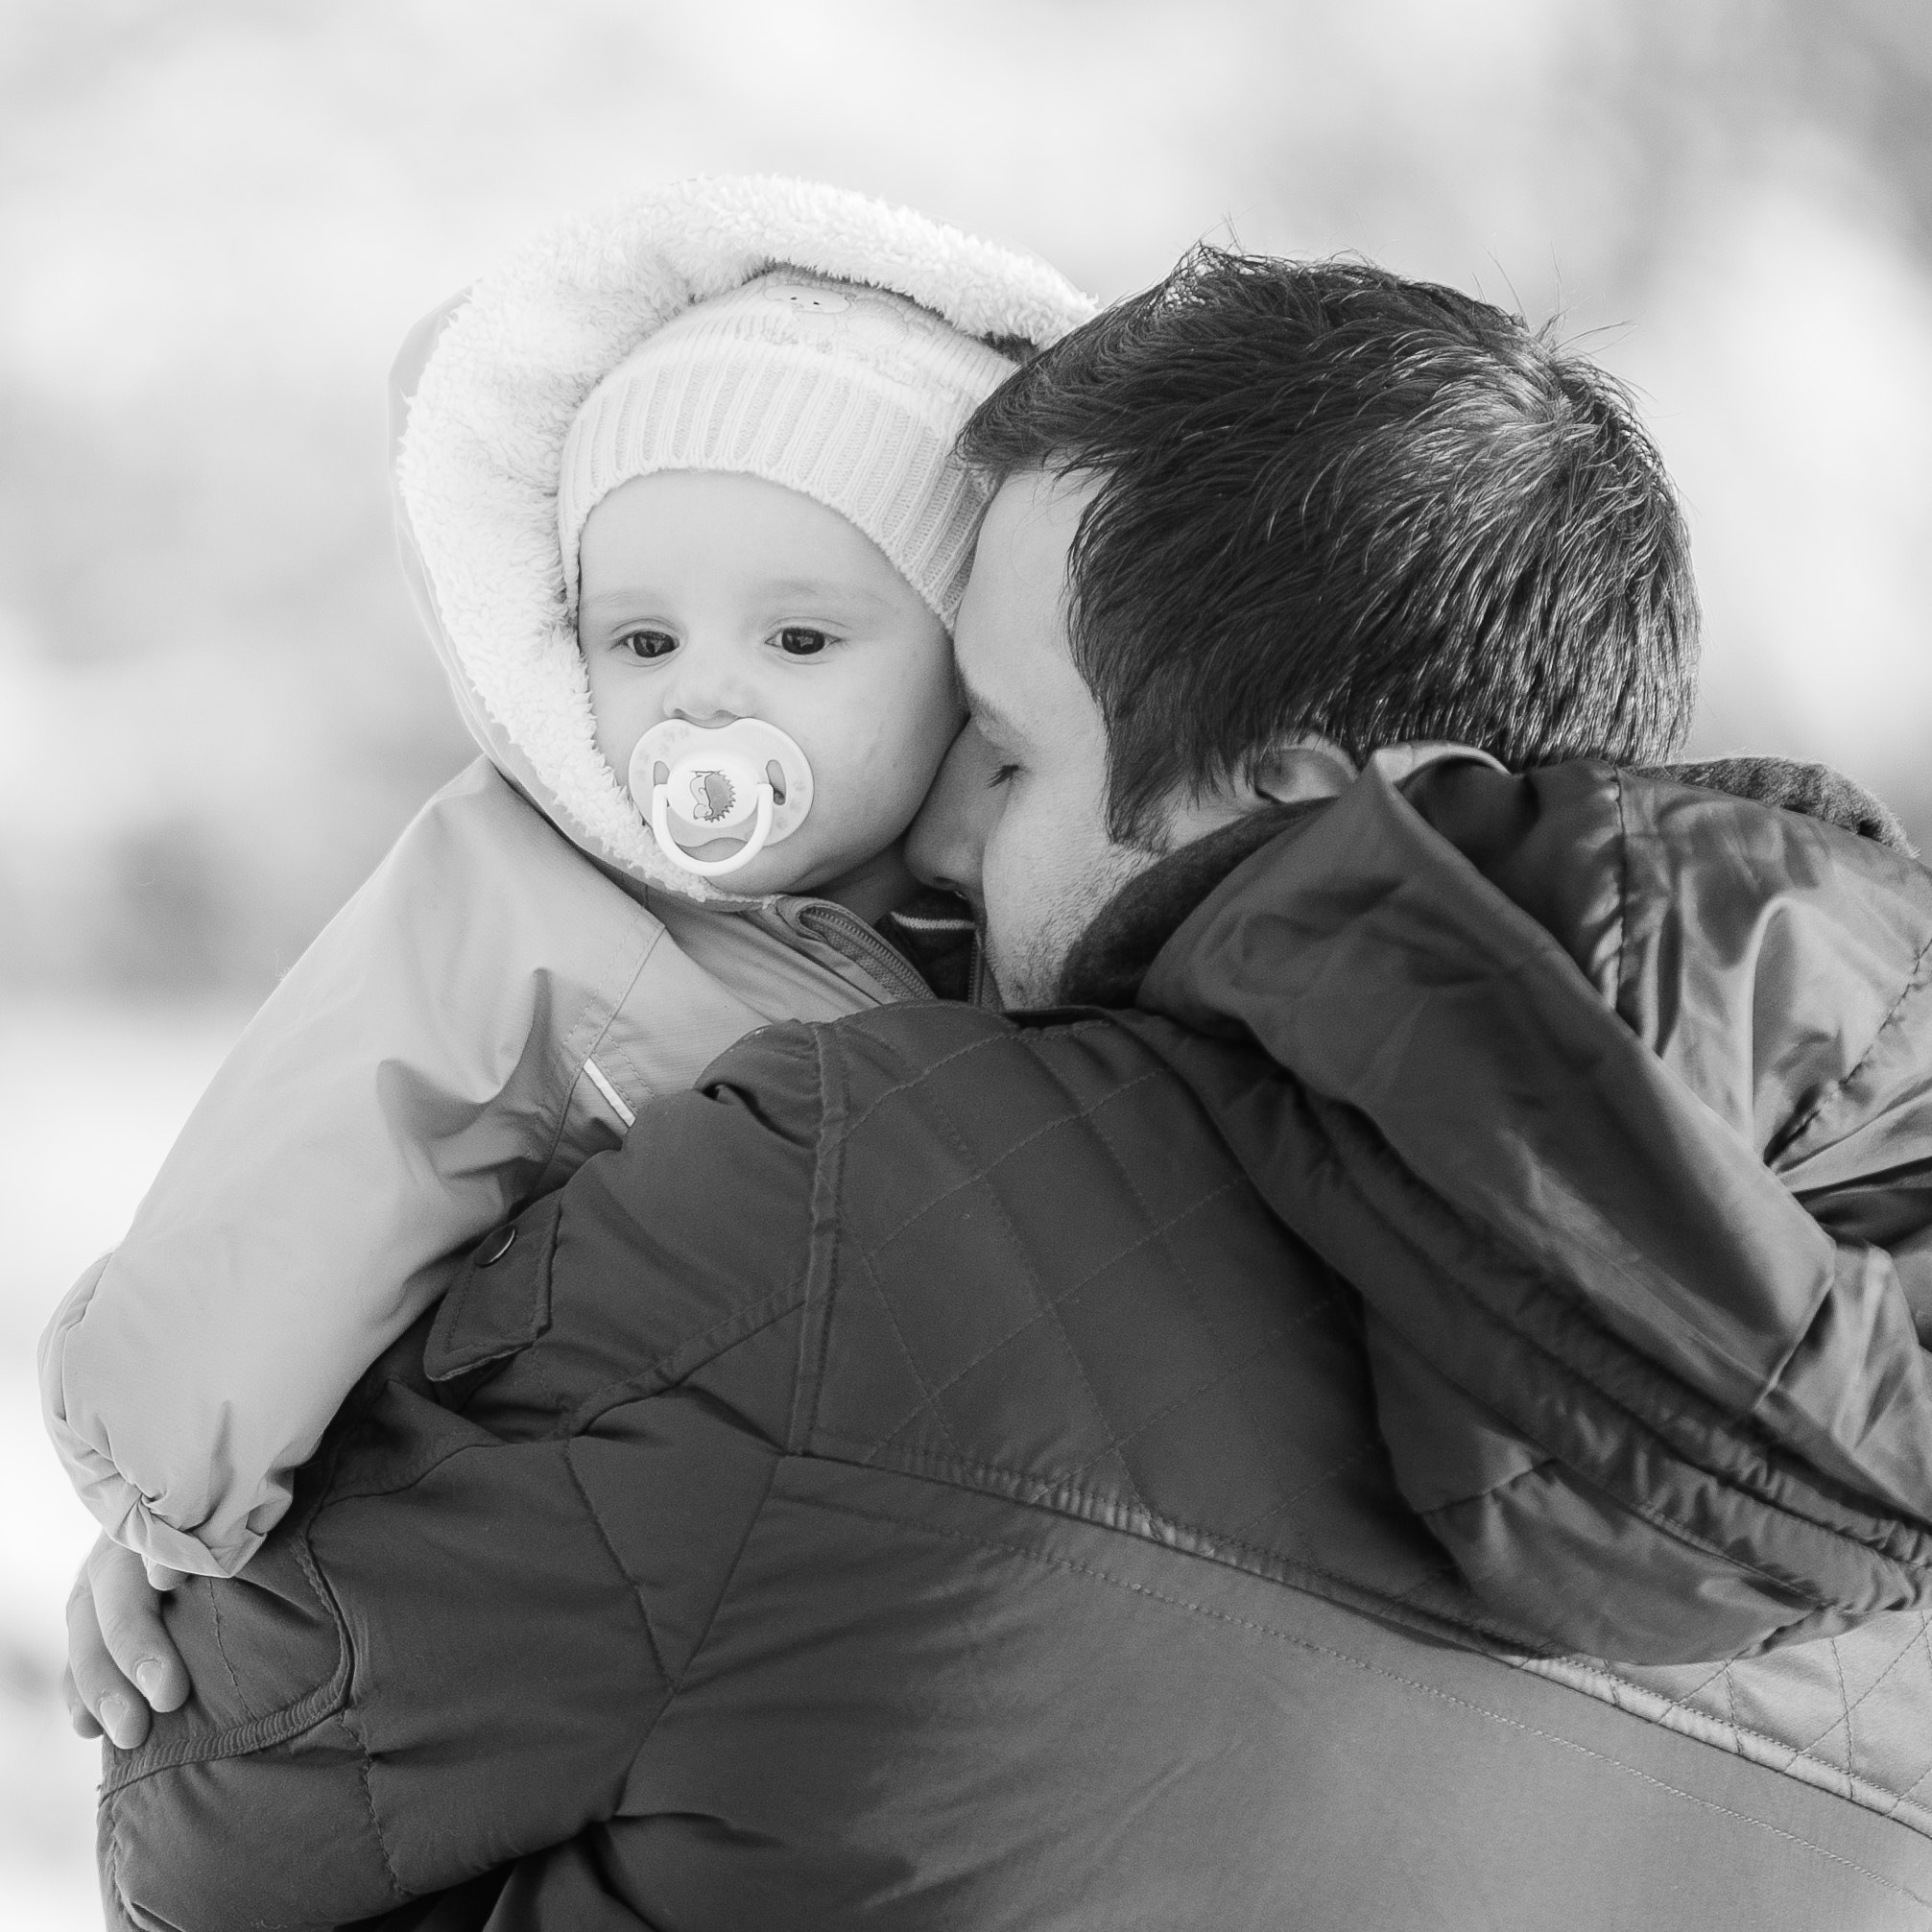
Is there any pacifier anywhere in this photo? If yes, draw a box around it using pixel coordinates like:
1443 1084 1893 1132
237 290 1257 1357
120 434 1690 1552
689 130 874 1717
627 718 815 879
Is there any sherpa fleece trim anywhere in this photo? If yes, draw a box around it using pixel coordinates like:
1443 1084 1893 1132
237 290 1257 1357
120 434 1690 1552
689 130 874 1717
395 175 1096 901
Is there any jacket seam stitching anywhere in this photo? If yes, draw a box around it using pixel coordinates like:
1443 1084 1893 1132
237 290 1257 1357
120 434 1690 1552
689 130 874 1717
855 1068 1172 1255
805 1433 1474 1627
536 916 668 1181
1772 927 1932 1163
562 1438 670 1686
1610 766 1633 1017
334 1699 408 1902
834 1019 1117 1142
1878 1630 1932 1817
903 1058 1158 1519
1829 1638 1855 1774
1790 1625 1928 1766
561 918 669 1143
1054 1070 1324 1489
848 1244 975 1462
837 1027 1013 1136
1530 1641 1932 1814
583 1452 784 1844
828 1105 1232 1454
657 1452 783 1708
206 1575 257 1721
100 1512 356 1792
562 1277 809 1440
790 1024 847 1454
1069 1233 1339 1491
792 1488 1932 1916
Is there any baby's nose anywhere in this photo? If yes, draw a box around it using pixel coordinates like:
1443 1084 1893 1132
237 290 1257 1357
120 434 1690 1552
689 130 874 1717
661 674 756 730
656 645 770 731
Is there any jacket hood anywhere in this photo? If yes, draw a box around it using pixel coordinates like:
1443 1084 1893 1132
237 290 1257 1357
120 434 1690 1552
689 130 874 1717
1110 758 1932 1660
387 176 1096 902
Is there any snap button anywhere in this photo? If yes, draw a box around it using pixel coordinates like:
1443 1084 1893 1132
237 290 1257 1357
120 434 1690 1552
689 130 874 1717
474 1224 516 1268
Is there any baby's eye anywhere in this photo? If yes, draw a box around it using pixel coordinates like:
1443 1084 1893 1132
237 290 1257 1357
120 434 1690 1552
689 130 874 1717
988 762 1022 790
616 629 678 661
775 627 834 657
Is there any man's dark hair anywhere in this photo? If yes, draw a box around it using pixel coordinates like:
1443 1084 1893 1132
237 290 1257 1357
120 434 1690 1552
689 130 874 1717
959 248 1700 847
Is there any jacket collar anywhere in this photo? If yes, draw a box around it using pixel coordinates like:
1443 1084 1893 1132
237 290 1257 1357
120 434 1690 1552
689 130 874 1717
1055 803 1324 1009
1056 752 1915 1013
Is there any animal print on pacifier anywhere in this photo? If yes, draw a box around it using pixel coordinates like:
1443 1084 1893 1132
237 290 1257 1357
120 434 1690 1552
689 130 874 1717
627 717 815 879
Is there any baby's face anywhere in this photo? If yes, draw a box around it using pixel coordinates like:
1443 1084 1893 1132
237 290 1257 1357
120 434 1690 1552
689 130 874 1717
578 471 964 899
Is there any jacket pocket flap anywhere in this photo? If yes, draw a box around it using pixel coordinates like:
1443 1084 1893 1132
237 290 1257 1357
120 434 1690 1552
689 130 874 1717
426 1192 563 1379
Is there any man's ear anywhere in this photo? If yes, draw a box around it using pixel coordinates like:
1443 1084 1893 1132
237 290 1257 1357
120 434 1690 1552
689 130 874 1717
1160 734 1358 851
1246 735 1357 806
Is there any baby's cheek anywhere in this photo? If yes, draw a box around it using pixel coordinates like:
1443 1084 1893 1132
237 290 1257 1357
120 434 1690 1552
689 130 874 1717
582 673 654 785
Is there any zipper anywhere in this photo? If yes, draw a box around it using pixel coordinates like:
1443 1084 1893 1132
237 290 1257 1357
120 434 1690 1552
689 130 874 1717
792 900 940 1005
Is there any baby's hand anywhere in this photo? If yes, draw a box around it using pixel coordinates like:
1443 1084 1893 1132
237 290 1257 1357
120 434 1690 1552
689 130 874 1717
63 1535 190 1750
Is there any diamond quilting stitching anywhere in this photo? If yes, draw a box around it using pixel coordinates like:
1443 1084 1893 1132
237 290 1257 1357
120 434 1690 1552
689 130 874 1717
1594 1610 1932 1820
1061 1067 1293 1469
836 1018 1118 1143
860 1062 1166 1519
1876 1624 1932 1819
1653 1660 1736 1719
1220 1442 1387 1540
1019 1036 1378 1514
855 1069 1174 1260
1824 1640 1854 1777
1056 1288 1348 1489
833 1025 1442 1589
844 1231 975 1464
851 1176 1249 1450
1795 1625 1925 1763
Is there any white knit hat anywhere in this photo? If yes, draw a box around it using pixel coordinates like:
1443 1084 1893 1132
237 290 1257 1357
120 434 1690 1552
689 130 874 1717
558 270 1017 625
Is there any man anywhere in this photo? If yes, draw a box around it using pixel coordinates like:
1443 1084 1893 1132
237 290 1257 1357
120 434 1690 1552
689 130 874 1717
77 252 1932 1929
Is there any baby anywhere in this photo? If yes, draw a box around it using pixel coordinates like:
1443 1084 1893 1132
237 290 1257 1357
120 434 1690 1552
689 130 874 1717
40 178 1093 1583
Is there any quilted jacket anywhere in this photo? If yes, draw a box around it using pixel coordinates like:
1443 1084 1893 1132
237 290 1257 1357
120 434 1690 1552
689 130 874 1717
101 760 1932 1932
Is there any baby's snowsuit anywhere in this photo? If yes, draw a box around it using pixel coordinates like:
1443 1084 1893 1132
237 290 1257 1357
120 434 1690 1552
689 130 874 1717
37 178 1096 1578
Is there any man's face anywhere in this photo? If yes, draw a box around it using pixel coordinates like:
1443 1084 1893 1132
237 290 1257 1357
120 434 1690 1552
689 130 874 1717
908 469 1174 1006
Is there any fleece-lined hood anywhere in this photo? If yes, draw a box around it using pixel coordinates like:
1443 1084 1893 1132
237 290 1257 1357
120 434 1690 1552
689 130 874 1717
388 176 1096 903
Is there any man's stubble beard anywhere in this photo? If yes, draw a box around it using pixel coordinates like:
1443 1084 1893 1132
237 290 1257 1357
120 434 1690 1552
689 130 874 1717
984 841 1157 1010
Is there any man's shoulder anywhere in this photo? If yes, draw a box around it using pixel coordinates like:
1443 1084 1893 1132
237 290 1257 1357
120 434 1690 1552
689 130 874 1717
704 998 1148 1107
755 998 1184 1147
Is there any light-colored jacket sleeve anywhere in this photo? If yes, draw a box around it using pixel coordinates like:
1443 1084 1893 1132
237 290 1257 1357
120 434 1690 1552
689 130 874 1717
37 757 712 1578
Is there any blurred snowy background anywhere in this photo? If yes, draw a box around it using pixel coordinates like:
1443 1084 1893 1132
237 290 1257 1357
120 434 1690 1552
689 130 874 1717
3 0 1929 1919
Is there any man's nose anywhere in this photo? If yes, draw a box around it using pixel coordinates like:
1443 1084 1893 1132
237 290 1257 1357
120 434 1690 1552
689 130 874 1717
907 721 1000 905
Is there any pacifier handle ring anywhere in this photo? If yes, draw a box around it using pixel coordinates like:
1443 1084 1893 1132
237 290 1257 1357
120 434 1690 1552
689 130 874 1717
650 782 775 878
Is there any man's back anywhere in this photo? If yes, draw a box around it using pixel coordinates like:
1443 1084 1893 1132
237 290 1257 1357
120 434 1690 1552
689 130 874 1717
103 767 1932 1931
595 1001 1932 1932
